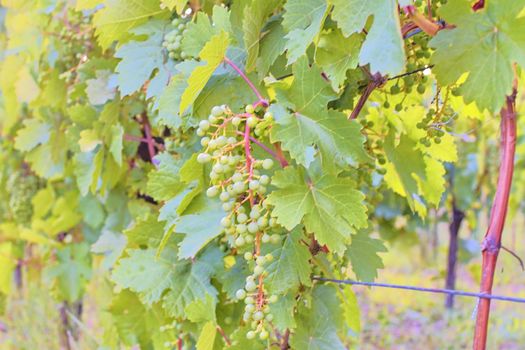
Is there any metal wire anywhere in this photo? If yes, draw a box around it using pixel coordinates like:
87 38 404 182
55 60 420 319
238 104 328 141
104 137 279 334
313 277 525 304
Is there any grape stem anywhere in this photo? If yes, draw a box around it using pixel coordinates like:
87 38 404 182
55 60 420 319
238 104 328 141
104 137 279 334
223 57 268 106
236 132 288 168
216 325 231 346
142 114 157 164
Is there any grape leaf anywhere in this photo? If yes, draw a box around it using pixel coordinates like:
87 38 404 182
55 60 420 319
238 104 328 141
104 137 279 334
112 248 179 305
331 0 405 75
270 58 368 170
14 119 51 152
114 20 170 96
181 6 232 58
44 244 92 303
93 0 166 49
147 153 185 201
282 0 327 64
124 213 165 247
174 201 225 259
290 285 346 350
345 230 386 282
269 294 297 331
256 21 287 78
162 248 220 318
179 31 230 114
315 30 362 90
383 133 426 211
161 0 186 13
196 321 217 350
430 0 525 112
242 0 281 72
267 167 367 254
265 228 311 294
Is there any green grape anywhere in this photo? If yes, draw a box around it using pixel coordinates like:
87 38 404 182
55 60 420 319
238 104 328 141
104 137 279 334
8 172 40 224
236 289 247 299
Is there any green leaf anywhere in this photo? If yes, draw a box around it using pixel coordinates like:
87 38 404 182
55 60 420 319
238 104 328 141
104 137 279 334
124 213 165 247
146 153 185 201
14 119 51 152
175 201 224 259
383 133 426 211
341 287 360 333
162 248 220 318
44 243 92 302
179 31 230 114
156 72 188 128
91 230 127 270
115 20 170 96
242 0 281 72
282 0 327 64
345 230 386 282
93 0 167 49
161 0 187 13
269 294 297 331
111 248 178 305
109 124 124 165
331 0 406 75
185 294 216 323
196 321 217 350
256 21 287 77
290 285 346 350
315 30 362 89
430 0 525 112
267 167 367 254
270 58 368 170
266 228 311 294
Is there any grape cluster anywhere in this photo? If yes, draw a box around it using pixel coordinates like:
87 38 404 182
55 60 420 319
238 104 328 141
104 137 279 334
163 17 190 61
196 103 281 340
54 10 93 73
8 171 39 224
416 101 457 147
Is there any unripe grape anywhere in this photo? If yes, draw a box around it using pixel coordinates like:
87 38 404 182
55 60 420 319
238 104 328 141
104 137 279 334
222 202 233 211
259 330 269 340
216 135 227 146
206 186 219 197
233 181 246 193
244 252 253 260
245 296 255 304
245 280 257 292
219 191 230 202
197 152 212 164
249 180 260 190
249 207 260 219
200 137 210 147
243 312 251 322
245 304 256 313
268 295 278 303
247 222 259 233
263 111 273 120
211 105 224 116
236 223 247 233
265 314 274 322
253 265 264 276
257 217 268 228
208 115 218 124
245 104 255 114
221 216 232 227
246 331 256 339
256 256 266 266
227 136 237 144
232 117 241 126
237 213 248 223
235 236 246 247
259 175 270 185
265 253 273 262
270 234 281 244
262 159 274 169
247 116 258 127
196 128 205 136
232 172 243 182
253 311 264 321
236 289 247 299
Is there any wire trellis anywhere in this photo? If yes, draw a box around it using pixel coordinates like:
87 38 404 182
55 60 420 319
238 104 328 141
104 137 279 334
312 277 525 304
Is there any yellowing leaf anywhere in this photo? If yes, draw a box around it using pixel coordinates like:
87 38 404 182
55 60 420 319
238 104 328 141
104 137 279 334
179 31 230 114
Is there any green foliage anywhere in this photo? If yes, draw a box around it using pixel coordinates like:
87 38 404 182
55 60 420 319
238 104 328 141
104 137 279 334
0 0 522 348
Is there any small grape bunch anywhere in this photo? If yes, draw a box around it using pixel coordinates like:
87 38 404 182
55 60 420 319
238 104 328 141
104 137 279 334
235 253 278 340
195 104 276 245
163 17 190 61
8 171 40 224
